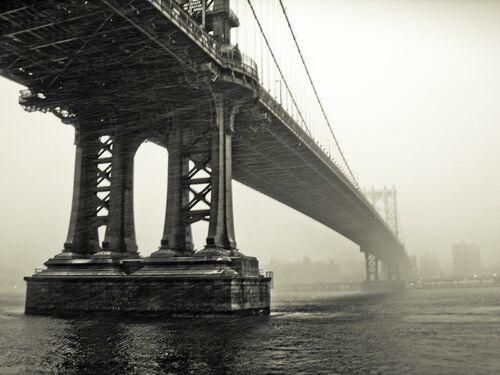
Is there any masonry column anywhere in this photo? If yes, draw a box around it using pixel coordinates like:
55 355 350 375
201 94 238 255
152 129 194 257
98 134 138 259
49 128 100 261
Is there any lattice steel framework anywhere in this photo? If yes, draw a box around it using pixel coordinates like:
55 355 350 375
365 186 400 239
94 134 113 228
184 134 212 226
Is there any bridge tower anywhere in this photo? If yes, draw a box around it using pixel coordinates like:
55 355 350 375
24 90 271 315
19 0 272 316
365 185 400 238
361 186 405 292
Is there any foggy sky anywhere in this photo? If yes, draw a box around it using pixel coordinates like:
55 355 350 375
1 0 499 280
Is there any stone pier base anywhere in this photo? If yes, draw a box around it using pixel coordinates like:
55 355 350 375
361 280 405 294
25 255 271 316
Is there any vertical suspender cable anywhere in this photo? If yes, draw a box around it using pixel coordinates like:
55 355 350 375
277 0 359 188
245 0 311 135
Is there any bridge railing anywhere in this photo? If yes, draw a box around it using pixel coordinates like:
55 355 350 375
230 0 360 189
258 88 358 189
149 0 219 57
148 0 258 79
240 53 259 76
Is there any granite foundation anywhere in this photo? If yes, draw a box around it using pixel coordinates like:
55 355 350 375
25 255 271 316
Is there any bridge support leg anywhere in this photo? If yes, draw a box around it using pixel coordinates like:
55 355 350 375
361 249 404 293
47 129 100 262
198 94 238 256
97 134 138 259
152 129 194 257
365 252 379 282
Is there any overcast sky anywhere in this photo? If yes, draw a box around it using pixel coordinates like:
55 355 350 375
0 0 499 279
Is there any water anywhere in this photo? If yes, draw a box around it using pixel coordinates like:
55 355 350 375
1 287 500 374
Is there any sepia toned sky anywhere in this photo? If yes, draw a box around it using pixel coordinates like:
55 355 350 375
0 0 499 280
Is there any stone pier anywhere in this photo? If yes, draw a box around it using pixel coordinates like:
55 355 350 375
25 256 271 316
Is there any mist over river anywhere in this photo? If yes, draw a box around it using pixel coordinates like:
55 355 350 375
1 287 499 374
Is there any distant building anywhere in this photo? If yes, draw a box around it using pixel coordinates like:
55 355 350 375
452 242 481 277
419 254 440 279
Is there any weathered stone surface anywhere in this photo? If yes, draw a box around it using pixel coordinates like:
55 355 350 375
26 276 270 316
24 256 271 316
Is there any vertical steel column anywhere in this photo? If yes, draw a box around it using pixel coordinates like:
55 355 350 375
58 129 100 258
153 129 194 257
99 134 138 258
365 252 379 282
204 94 238 252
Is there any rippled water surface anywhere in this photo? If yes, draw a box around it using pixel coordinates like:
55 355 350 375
1 287 500 374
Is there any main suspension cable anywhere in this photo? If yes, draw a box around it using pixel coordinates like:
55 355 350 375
245 0 311 136
277 0 359 188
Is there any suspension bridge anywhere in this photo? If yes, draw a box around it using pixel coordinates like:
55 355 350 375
0 0 408 315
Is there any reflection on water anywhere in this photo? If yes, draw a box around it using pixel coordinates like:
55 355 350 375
1 288 500 374
47 317 258 374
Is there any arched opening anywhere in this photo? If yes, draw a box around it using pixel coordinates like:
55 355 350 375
133 141 168 257
98 225 107 250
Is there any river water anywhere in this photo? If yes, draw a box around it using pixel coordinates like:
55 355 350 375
0 287 499 374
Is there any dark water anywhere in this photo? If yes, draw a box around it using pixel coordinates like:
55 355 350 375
1 287 500 374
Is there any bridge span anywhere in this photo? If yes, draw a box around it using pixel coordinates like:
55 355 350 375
0 0 408 314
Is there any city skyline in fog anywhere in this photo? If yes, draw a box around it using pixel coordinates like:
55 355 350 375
1 0 500 280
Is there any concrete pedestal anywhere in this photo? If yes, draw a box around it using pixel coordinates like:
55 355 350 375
25 255 271 316
361 280 405 294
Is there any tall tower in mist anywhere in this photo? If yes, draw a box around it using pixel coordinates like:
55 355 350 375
364 186 400 238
